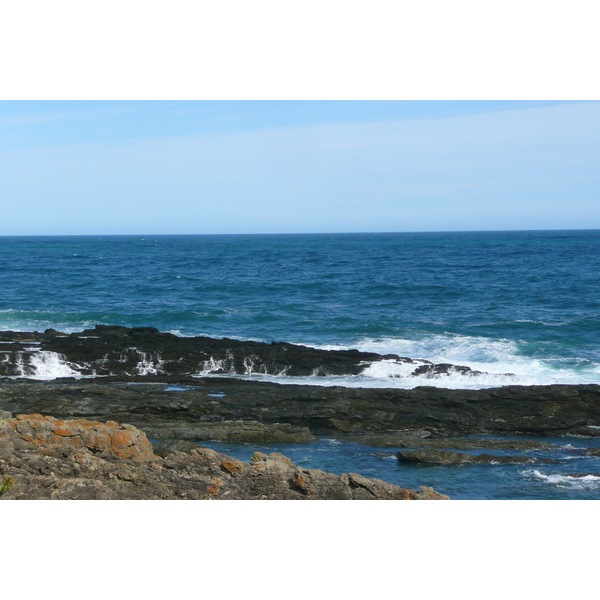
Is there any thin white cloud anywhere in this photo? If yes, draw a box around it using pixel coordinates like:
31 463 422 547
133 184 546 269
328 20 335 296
1 102 598 234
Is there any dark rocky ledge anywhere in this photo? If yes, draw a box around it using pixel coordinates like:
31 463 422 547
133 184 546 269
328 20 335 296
1 379 599 440
0 414 448 500
0 325 505 380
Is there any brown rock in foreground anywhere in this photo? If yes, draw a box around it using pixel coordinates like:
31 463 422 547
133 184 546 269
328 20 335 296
0 414 449 500
3 413 154 459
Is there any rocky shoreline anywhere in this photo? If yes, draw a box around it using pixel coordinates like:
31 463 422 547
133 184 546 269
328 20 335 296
0 413 448 500
2 326 600 499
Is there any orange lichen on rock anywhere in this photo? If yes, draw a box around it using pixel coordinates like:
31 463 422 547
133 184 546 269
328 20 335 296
219 458 244 474
206 477 221 496
3 414 154 460
293 474 308 489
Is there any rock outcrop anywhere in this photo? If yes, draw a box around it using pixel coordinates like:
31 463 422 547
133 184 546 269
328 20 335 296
2 413 154 459
0 325 502 380
0 414 449 500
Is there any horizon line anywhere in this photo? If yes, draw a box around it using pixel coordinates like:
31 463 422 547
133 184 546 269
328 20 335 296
0 227 599 238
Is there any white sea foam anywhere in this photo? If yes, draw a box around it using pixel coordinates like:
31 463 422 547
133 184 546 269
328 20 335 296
359 359 424 379
2 327 599 389
243 355 267 375
134 351 164 376
300 334 600 389
525 469 600 490
13 351 82 380
196 354 292 378
196 356 235 376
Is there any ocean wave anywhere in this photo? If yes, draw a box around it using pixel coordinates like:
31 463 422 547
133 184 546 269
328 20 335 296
524 469 600 490
2 351 84 380
301 334 600 388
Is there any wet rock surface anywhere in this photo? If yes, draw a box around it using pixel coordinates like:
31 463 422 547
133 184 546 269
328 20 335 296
395 449 561 466
0 414 449 500
0 325 502 380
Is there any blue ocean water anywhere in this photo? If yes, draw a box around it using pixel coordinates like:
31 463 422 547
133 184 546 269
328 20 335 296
1 230 599 387
1 230 599 498
197 435 600 500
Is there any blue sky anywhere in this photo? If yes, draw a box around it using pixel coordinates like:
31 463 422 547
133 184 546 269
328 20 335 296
1 100 598 235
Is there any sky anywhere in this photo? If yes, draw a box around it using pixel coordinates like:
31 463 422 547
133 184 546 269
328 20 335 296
1 100 599 235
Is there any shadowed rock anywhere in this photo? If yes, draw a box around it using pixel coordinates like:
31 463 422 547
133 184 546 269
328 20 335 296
583 448 600 457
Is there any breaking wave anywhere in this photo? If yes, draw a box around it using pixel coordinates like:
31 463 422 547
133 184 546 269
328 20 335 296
300 334 600 388
524 469 600 490
1 351 83 380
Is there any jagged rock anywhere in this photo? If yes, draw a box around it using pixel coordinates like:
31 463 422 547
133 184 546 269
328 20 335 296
0 415 449 500
0 326 500 380
396 448 560 465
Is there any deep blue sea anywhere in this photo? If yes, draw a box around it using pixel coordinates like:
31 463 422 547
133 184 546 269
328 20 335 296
1 230 599 498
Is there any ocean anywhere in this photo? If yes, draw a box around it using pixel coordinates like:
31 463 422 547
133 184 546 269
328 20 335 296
1 230 599 498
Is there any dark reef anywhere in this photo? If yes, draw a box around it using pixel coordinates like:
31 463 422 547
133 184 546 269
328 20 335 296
0 324 503 380
1 378 599 441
